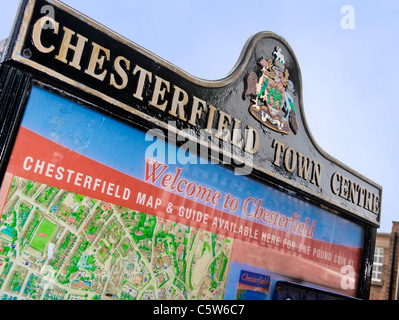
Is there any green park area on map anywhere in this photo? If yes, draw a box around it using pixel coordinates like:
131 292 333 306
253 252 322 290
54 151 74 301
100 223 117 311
0 177 233 300
29 219 57 253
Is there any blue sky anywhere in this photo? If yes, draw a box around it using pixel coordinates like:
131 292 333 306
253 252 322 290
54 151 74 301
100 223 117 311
1 0 398 233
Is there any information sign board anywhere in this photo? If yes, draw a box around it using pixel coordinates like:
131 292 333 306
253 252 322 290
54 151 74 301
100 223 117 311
0 87 364 299
0 0 382 300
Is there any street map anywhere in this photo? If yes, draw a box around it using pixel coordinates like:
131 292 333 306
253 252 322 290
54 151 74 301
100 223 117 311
0 176 233 300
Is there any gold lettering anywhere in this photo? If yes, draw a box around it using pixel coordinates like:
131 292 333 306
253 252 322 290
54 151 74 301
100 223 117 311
215 110 231 141
297 153 311 180
339 175 349 198
110 56 130 90
348 180 358 204
205 104 217 134
84 42 110 81
331 172 341 195
272 140 285 167
32 17 59 53
132 65 152 101
150 75 170 111
189 96 207 126
244 125 259 154
284 147 297 173
364 189 372 211
356 185 365 206
331 172 379 214
373 194 380 214
169 85 188 121
310 162 322 187
55 26 88 70
231 118 244 149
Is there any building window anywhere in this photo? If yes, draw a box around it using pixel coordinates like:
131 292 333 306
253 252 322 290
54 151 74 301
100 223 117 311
372 247 384 282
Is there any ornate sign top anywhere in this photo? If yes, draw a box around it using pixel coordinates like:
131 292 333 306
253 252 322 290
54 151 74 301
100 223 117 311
1 0 382 227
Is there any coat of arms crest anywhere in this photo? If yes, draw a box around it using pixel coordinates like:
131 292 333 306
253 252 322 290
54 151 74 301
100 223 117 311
245 46 298 135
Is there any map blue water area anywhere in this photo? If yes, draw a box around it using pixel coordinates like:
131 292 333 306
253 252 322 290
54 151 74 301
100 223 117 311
19 86 364 247
0 226 16 239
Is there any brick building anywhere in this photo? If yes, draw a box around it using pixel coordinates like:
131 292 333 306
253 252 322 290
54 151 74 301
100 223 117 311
370 221 399 300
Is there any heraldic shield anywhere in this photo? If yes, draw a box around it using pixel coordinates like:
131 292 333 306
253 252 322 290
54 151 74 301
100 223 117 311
245 46 298 135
